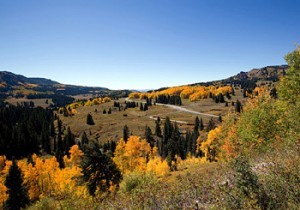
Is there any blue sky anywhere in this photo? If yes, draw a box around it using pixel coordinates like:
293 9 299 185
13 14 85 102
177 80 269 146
0 0 299 89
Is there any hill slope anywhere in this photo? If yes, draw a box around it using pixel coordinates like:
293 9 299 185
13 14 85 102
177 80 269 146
0 71 59 86
0 71 130 99
189 65 288 88
234 65 288 80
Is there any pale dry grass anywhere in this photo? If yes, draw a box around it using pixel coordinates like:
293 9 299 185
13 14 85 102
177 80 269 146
59 88 245 143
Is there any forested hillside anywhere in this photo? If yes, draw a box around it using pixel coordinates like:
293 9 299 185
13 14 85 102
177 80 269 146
0 47 299 209
0 71 131 108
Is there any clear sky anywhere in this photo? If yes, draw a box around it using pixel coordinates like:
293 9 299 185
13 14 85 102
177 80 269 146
0 0 299 90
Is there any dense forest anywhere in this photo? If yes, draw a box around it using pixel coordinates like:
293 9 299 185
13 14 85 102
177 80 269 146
0 106 54 158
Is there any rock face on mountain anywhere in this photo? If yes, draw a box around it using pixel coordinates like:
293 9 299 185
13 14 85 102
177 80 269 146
188 65 289 89
249 65 288 78
236 65 288 80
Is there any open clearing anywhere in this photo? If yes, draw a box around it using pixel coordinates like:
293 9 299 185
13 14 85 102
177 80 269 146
59 87 246 143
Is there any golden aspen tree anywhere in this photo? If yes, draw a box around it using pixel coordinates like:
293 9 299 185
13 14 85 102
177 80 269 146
114 136 152 174
201 126 222 159
64 145 84 167
221 127 238 160
0 156 8 207
102 97 111 103
113 139 127 173
146 157 169 177
23 161 40 201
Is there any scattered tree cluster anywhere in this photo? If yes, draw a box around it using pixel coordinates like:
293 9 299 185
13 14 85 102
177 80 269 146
155 95 182 105
129 85 233 102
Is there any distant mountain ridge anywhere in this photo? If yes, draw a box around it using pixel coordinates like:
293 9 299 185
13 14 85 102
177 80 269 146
147 65 289 93
188 65 288 87
0 71 59 86
234 65 288 81
0 65 288 98
0 71 131 99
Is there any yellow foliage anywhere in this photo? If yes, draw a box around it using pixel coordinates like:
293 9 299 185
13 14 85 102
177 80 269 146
34 156 59 198
113 138 127 173
64 145 84 167
201 126 222 158
68 102 83 110
102 97 111 103
196 136 203 154
139 93 148 99
180 87 195 99
124 136 150 172
0 156 8 206
84 100 93 106
84 97 111 106
221 126 238 159
59 97 111 116
0 149 89 205
128 92 141 99
24 162 40 201
53 166 83 199
128 85 232 102
113 136 153 174
177 155 209 171
2 160 12 175
0 181 7 208
0 155 6 171
146 157 170 177
253 86 268 96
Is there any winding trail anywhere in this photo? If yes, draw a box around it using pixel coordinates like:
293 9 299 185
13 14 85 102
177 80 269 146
154 103 219 118
125 98 219 124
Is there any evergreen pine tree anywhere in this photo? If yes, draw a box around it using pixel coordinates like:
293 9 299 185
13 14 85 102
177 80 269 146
80 142 121 196
143 103 148 111
235 100 242 113
162 116 173 158
50 120 55 137
140 103 144 111
55 121 65 169
270 87 277 99
207 118 216 132
145 125 154 148
194 116 200 130
199 117 204 131
178 136 186 160
123 125 129 143
155 117 162 137
243 89 247 98
218 93 225 103
55 150 65 169
167 122 180 169
191 118 200 156
57 117 63 135
64 127 75 156
4 158 30 210
81 131 89 146
86 113 95 125
218 115 222 122
186 130 192 155
226 91 231 99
